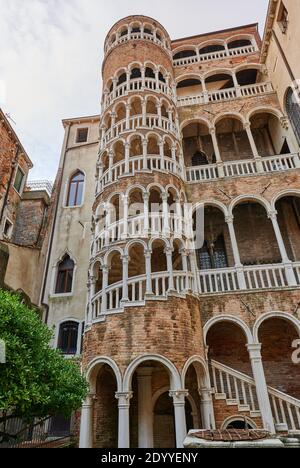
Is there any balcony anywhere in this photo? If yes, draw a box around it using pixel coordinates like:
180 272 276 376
186 153 300 183
173 44 257 68
177 82 274 108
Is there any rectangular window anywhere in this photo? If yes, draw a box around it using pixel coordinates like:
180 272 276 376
14 167 25 194
3 219 13 239
76 128 89 143
277 2 289 34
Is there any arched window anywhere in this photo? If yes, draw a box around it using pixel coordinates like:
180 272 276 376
67 171 85 207
286 87 300 145
58 321 79 355
192 151 209 166
55 255 75 294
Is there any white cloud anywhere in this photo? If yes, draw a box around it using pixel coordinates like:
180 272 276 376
0 0 269 180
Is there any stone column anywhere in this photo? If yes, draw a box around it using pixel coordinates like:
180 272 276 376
232 72 242 96
225 215 247 290
247 344 275 434
155 69 159 91
108 150 114 183
244 122 264 173
181 249 190 291
126 70 131 92
141 66 146 89
161 193 170 234
125 104 131 130
142 100 147 127
145 249 153 295
159 142 165 170
209 127 224 177
157 104 162 127
79 395 94 448
112 78 118 99
121 254 129 303
165 247 175 292
143 193 150 235
142 139 148 170
199 387 216 430
170 390 188 448
122 195 129 239
137 368 153 448
201 78 209 104
116 392 133 448
124 142 130 174
101 265 109 314
268 210 297 286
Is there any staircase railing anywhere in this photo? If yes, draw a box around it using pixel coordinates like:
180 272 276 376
211 360 300 431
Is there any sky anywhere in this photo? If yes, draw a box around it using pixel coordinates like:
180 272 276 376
0 0 270 181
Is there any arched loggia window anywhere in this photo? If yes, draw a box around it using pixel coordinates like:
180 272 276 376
286 87 300 145
58 321 79 355
197 235 228 270
66 171 85 207
55 255 75 294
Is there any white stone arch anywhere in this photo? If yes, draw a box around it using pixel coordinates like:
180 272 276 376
127 94 143 108
229 194 271 216
104 246 124 267
106 190 123 206
86 357 123 394
114 67 128 80
144 60 158 72
271 189 300 211
128 20 143 30
125 184 147 200
173 44 198 57
246 106 284 123
180 117 211 132
203 315 254 346
165 183 180 199
234 62 263 75
147 181 166 197
213 111 247 127
142 21 155 35
181 355 210 389
123 354 181 392
226 33 255 48
148 236 171 251
203 67 234 81
127 131 145 146
175 73 202 85
198 38 226 51
192 199 229 217
221 415 257 430
89 257 104 278
253 311 300 343
112 100 128 114
125 239 148 256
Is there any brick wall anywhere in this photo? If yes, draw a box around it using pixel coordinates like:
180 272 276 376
12 197 48 247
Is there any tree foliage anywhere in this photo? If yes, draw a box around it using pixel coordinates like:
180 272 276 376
0 290 88 424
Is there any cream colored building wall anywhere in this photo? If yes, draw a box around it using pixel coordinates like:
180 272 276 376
4 243 42 304
264 0 300 109
44 118 99 350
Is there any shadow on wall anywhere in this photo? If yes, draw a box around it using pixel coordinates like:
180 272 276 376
0 243 9 289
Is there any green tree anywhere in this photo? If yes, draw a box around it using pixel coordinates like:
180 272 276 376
0 290 88 440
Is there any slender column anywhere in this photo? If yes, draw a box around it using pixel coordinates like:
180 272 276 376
142 139 148 170
124 142 130 174
268 210 297 286
181 249 190 291
125 104 131 130
142 100 147 126
89 275 96 323
86 280 92 325
126 70 131 92
141 66 146 89
189 250 199 294
111 112 117 138
137 368 153 448
165 247 175 292
145 249 153 295
143 193 149 235
209 127 224 177
108 150 114 183
116 392 133 448
201 78 209 104
157 104 162 127
159 142 165 170
121 254 129 303
79 395 94 448
244 122 264 173
175 198 182 235
122 195 129 239
232 72 242 96
247 344 275 434
154 69 159 91
101 265 109 314
171 143 177 161
169 390 188 448
162 193 170 233
199 387 216 430
225 215 246 289
112 78 118 99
